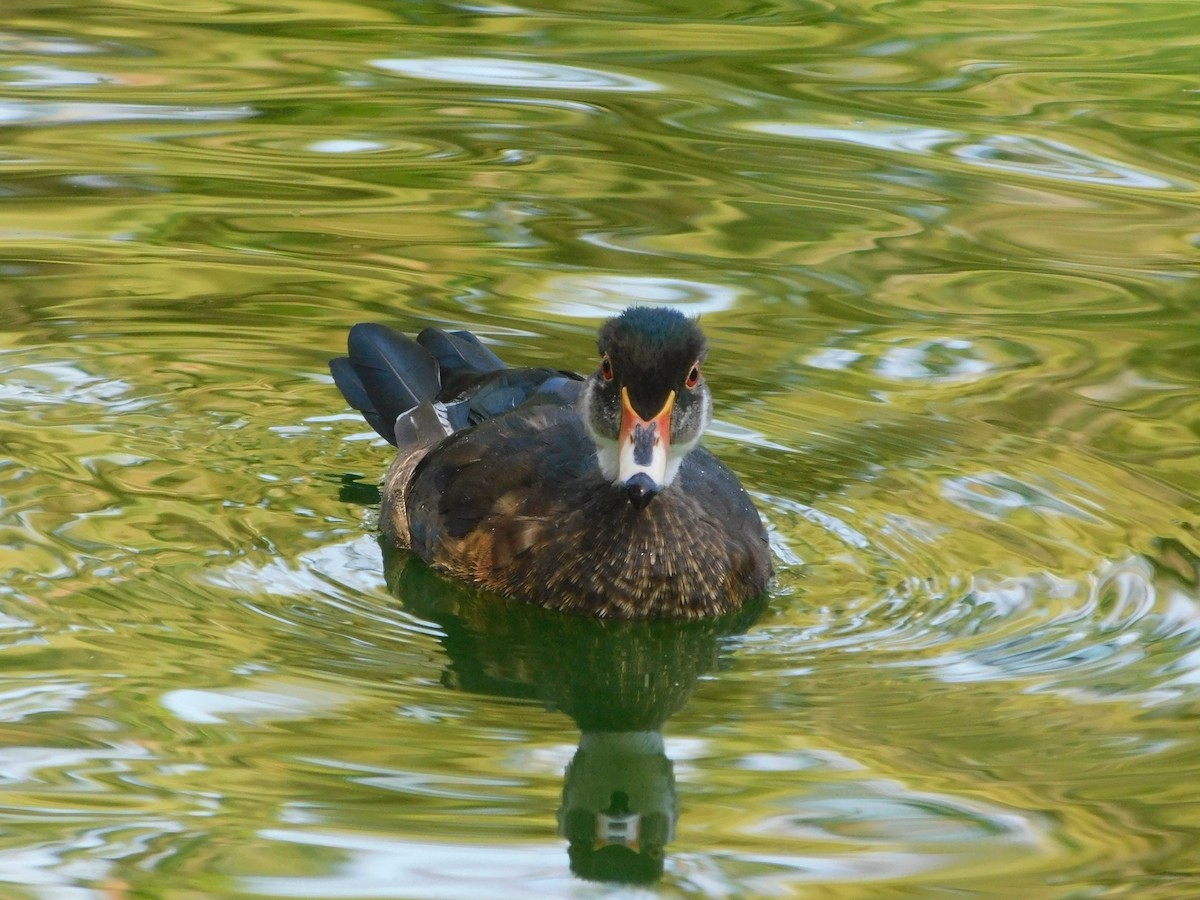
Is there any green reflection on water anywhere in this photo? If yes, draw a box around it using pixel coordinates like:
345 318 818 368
0 0 1199 895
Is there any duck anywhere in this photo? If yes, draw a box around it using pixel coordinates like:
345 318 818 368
330 306 771 618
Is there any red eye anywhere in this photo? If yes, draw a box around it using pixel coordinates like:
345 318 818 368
600 354 614 381
685 362 701 389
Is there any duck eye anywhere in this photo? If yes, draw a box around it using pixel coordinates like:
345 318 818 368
685 362 701 389
600 354 614 381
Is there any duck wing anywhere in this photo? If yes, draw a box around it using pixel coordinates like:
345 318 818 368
332 323 584 444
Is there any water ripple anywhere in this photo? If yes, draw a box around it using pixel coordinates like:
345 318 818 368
0 100 254 127
373 56 662 92
746 120 1193 191
2 0 1198 892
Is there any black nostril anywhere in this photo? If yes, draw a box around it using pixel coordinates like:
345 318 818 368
624 473 661 510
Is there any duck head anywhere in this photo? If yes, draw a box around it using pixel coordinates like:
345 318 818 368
580 307 712 509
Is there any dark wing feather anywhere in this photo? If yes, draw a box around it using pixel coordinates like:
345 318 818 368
459 368 580 423
332 323 441 445
417 327 506 388
330 356 391 441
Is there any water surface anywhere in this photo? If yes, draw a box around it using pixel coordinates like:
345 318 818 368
2 0 1199 896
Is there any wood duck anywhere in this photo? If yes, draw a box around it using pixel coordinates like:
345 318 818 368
330 306 771 618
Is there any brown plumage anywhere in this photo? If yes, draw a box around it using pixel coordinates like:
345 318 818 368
331 306 771 618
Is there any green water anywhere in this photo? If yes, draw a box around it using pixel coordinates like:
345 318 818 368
2 0 1199 895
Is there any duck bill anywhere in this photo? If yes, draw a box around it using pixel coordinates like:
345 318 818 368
618 386 674 509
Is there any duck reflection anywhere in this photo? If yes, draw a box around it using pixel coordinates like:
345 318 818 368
381 540 766 884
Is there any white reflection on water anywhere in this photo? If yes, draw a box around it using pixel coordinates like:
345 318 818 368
373 57 661 93
242 831 574 900
747 121 1187 190
205 535 385 599
941 472 1104 522
307 139 389 154
7 64 112 87
0 682 89 721
161 680 355 725
0 101 255 126
898 557 1200 704
0 362 134 408
0 742 151 787
535 274 739 318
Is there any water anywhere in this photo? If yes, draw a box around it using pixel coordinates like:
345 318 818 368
2 0 1199 895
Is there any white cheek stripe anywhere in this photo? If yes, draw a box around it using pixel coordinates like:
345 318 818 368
664 435 698 484
581 381 621 483
594 438 620 483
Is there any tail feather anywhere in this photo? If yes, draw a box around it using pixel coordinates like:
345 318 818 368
331 322 535 449
332 323 441 445
330 356 392 441
349 323 441 412
417 327 506 385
